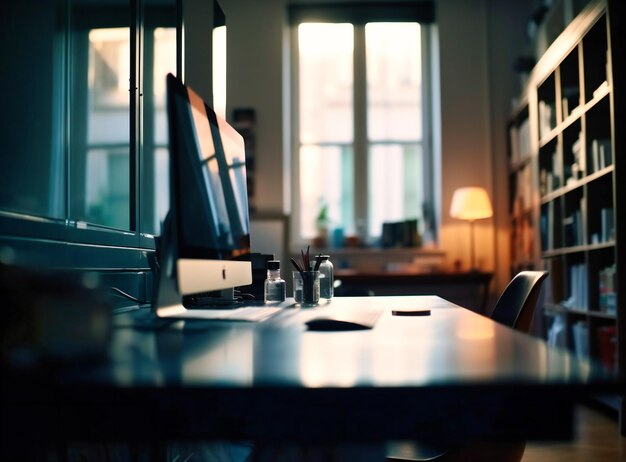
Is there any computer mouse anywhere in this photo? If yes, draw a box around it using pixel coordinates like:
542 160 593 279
305 317 372 331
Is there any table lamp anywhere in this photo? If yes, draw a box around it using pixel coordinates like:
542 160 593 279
450 187 493 271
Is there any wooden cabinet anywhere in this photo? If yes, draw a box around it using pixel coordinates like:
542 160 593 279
508 0 623 393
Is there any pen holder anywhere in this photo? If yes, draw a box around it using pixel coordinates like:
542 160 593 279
293 271 320 306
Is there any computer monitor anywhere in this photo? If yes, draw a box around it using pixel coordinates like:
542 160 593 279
152 73 252 311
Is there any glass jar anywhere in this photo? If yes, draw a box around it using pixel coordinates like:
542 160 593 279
293 270 320 306
264 260 286 302
318 255 334 300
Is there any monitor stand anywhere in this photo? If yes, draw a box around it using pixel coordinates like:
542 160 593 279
151 213 244 312
149 213 183 313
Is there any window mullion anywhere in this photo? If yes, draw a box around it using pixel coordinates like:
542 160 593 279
353 24 368 239
129 0 141 235
290 24 302 245
421 25 438 241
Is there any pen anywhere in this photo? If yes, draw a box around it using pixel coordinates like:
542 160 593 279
313 254 322 272
290 257 304 276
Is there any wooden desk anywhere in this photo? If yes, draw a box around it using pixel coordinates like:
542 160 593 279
335 271 493 312
1 296 616 453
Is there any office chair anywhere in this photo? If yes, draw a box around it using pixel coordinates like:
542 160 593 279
387 270 549 462
489 270 549 333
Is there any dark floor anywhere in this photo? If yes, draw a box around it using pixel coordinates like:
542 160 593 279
523 403 626 461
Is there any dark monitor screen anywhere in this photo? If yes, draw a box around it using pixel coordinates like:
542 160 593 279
167 72 250 261
159 73 252 298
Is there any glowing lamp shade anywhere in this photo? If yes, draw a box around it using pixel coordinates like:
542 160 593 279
450 187 493 271
450 187 493 221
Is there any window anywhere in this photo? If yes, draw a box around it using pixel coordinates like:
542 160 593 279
142 25 178 235
70 26 132 230
68 2 178 236
290 3 438 245
0 0 178 270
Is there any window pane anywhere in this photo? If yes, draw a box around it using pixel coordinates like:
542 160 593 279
366 23 422 142
298 23 353 144
153 27 176 146
85 147 130 228
213 25 227 120
368 144 423 238
299 145 354 239
70 20 131 229
0 0 65 218
143 25 176 235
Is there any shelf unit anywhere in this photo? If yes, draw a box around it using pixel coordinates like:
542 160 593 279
508 100 538 276
507 0 624 421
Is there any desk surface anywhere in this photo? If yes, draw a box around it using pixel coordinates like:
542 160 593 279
2 296 616 444
110 295 590 388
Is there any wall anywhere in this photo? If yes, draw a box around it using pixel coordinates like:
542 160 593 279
485 0 535 293
223 0 288 215
212 0 531 295
437 0 494 274
183 0 216 103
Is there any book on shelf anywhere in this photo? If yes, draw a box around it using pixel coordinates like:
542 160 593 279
561 86 580 119
540 202 555 251
591 138 612 172
563 209 583 247
563 215 574 246
599 140 612 168
513 215 534 261
564 263 588 311
547 313 567 348
571 131 584 177
601 208 614 242
548 202 554 250
515 164 532 210
599 264 616 315
539 169 554 196
590 139 597 172
519 118 530 160
510 117 531 165
572 320 589 359
578 198 585 245
551 150 562 188
538 100 555 139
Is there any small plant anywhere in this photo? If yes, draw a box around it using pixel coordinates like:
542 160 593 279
315 201 330 236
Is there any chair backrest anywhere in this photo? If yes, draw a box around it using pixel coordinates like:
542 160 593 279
490 271 549 333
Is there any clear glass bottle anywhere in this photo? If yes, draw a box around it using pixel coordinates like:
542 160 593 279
264 260 286 303
318 255 334 300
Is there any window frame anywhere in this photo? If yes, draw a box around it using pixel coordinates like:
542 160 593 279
290 10 437 247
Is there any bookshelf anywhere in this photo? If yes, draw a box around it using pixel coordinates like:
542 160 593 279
508 101 537 276
508 0 624 422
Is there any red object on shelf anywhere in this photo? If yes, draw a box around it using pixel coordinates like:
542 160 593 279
597 325 617 372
